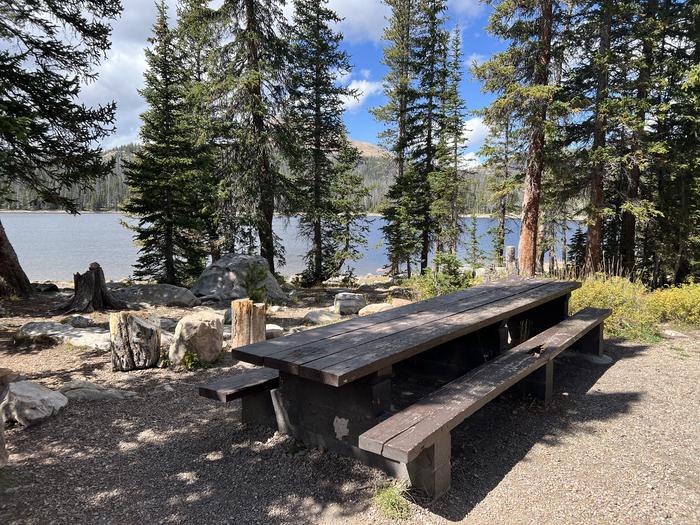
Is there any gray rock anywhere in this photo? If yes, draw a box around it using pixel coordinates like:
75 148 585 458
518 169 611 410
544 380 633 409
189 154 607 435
33 282 59 293
61 315 91 328
223 307 232 325
59 380 137 401
169 311 224 365
358 303 394 317
265 324 284 339
159 318 178 332
191 253 287 303
303 309 341 325
113 284 200 307
333 292 367 315
15 322 110 351
1 381 68 427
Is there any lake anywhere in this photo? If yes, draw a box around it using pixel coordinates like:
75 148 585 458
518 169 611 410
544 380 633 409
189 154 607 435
0 212 580 281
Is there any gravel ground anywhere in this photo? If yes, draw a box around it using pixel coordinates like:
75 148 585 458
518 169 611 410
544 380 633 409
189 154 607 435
1 293 699 524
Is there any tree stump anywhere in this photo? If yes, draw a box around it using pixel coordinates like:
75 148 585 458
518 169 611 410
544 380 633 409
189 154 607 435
110 312 161 372
505 246 518 275
232 299 266 348
63 262 126 313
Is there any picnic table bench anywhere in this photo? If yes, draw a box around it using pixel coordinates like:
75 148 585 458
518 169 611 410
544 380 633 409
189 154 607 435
199 279 611 498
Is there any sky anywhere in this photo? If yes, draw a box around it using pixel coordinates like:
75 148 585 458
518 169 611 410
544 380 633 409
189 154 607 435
81 0 503 159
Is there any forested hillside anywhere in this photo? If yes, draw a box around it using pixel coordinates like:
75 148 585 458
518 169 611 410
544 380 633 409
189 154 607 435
1 140 493 214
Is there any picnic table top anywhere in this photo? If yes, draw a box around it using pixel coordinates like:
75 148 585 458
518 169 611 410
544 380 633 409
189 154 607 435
232 278 581 387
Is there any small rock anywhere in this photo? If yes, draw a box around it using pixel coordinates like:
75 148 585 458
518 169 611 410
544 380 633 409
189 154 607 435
61 315 91 328
32 282 59 293
390 298 412 307
269 305 283 313
59 380 136 401
169 311 224 365
159 383 174 392
333 292 367 315
358 303 394 317
266 324 284 339
304 309 341 325
0 381 68 427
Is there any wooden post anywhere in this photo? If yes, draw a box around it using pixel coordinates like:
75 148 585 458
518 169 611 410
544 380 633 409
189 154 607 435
505 246 518 275
232 299 267 348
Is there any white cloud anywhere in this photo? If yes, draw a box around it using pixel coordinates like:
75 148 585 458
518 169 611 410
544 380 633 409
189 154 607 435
328 0 390 43
342 79 383 110
465 52 487 68
464 116 489 151
463 151 482 167
448 0 485 18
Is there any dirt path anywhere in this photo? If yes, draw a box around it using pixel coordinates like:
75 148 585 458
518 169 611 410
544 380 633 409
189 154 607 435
1 299 698 524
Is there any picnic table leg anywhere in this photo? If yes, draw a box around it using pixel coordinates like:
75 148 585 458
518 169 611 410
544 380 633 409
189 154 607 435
520 360 554 406
272 369 392 455
241 390 278 427
574 323 604 356
402 431 451 498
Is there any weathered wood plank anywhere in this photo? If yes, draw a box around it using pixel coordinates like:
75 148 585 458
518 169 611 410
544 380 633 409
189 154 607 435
305 281 581 386
232 279 548 365
197 367 279 403
263 279 553 374
358 307 611 463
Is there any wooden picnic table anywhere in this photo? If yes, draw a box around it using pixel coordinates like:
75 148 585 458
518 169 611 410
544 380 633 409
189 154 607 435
231 278 581 464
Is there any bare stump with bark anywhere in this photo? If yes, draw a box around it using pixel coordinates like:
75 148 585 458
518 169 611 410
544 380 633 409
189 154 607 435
110 312 161 372
63 262 126 313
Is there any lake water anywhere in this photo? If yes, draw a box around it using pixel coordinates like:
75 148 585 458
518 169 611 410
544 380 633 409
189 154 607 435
0 212 579 281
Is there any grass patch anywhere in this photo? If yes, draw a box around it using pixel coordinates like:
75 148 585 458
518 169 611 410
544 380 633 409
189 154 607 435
179 351 218 371
373 481 411 520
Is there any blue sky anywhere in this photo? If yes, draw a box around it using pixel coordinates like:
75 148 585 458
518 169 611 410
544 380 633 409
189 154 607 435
84 0 501 159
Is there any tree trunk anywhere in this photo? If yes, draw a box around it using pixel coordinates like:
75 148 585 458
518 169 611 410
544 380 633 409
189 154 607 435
63 262 126 313
517 0 553 276
232 298 266 348
110 312 161 372
585 0 612 275
0 219 32 297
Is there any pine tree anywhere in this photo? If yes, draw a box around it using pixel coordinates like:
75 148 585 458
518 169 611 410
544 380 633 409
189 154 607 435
122 1 206 285
176 0 222 261
0 0 122 295
372 0 420 276
479 115 526 265
409 0 449 273
212 0 291 274
286 0 366 284
474 0 559 276
429 27 468 255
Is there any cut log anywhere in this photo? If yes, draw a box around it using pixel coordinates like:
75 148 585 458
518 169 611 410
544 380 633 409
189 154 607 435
63 262 126 313
110 312 161 371
232 299 267 348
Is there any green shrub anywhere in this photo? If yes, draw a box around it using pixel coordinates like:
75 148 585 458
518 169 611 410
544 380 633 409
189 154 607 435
180 351 217 371
569 274 659 341
647 282 700 326
406 252 471 300
373 482 411 520
243 262 268 303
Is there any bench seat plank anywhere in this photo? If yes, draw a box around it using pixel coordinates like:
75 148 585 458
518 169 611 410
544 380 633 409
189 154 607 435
234 279 550 366
358 307 611 463
305 281 580 386
198 368 280 403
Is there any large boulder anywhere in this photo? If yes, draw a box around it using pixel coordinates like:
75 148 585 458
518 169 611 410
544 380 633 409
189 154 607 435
190 254 286 303
1 381 68 427
59 380 137 401
110 312 161 372
333 292 367 315
15 322 110 352
303 309 341 325
169 311 224 366
358 303 394 317
112 284 200 307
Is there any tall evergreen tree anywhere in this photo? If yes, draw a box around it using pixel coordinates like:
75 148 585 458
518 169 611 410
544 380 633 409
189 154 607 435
286 0 365 284
373 0 420 276
212 0 291 274
409 0 449 273
176 0 222 261
475 0 559 276
0 0 122 295
430 27 469 255
122 1 206 285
